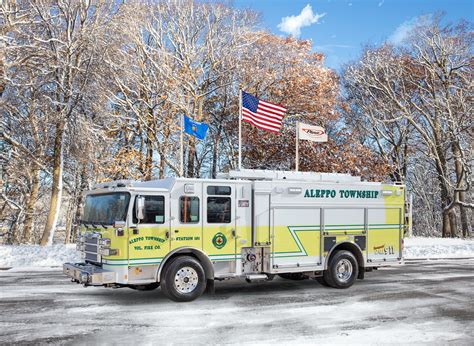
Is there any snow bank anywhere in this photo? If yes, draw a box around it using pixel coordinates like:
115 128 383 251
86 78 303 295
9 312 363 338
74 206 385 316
404 237 474 259
0 244 80 268
0 237 473 268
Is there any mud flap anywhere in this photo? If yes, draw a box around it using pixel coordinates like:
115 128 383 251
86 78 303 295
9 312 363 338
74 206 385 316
205 279 215 294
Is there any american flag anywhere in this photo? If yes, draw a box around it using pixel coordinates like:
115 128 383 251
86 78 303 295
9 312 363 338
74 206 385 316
241 91 287 133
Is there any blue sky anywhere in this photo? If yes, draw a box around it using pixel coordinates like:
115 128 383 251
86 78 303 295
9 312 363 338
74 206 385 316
234 0 473 71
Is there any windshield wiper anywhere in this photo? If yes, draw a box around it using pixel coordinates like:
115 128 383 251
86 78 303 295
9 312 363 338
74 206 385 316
96 222 109 229
79 220 111 229
78 220 93 228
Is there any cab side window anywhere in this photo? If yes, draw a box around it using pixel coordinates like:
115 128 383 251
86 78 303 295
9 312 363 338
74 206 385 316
207 186 231 224
180 196 200 223
133 196 165 224
207 197 231 223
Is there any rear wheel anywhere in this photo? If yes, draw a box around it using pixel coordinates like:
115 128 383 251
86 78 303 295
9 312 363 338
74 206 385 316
160 256 206 302
323 250 358 289
278 273 308 280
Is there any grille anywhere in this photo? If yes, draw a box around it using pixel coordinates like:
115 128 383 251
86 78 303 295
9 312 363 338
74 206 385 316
83 232 101 264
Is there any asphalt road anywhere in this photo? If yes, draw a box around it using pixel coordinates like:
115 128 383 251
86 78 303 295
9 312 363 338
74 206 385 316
0 260 473 345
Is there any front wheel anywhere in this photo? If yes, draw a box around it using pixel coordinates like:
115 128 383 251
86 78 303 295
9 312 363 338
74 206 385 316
323 250 359 289
160 256 206 302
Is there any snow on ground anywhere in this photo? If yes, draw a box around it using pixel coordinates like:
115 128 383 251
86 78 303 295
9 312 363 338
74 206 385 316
1 260 473 344
0 237 473 268
404 236 474 259
0 244 80 268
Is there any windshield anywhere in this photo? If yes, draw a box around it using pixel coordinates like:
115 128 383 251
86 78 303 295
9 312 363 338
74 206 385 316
82 193 130 225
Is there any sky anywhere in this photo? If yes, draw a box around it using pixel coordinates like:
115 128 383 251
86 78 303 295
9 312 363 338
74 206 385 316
234 0 474 71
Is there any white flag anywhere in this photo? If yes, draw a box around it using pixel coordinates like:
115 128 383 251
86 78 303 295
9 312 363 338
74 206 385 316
298 122 328 142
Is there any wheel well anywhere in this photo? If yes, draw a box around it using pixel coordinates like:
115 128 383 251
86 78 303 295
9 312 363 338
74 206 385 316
325 242 365 272
156 248 214 282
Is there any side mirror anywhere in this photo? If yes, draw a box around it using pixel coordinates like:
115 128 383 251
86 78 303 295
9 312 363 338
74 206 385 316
136 196 145 221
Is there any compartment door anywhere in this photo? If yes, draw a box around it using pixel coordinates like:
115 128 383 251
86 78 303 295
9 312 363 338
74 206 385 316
272 207 321 269
367 208 402 262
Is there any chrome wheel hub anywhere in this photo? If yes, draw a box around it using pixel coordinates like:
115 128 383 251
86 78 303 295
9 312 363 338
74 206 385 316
174 266 199 293
336 259 353 282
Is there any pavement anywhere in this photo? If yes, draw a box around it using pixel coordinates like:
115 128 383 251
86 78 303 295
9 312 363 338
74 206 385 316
0 259 473 345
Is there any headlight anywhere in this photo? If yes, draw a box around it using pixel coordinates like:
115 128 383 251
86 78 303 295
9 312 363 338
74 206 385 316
99 248 118 256
99 238 111 247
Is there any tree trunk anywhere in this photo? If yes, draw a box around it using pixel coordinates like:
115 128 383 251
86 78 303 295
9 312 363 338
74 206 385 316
159 153 165 179
437 171 452 237
211 139 219 179
448 210 457 238
144 136 153 181
66 165 88 244
452 141 470 238
40 121 65 246
460 203 470 238
144 114 154 181
441 209 451 238
22 166 40 244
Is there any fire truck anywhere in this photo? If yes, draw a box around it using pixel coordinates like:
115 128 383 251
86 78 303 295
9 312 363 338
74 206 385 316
64 169 406 302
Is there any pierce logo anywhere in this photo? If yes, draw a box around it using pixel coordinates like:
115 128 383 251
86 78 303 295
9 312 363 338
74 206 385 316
302 128 325 136
212 232 227 249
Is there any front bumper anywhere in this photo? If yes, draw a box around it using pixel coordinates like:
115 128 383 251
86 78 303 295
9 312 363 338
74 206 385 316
63 262 116 286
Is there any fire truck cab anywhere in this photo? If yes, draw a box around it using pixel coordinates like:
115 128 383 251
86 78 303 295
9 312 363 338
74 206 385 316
64 169 405 302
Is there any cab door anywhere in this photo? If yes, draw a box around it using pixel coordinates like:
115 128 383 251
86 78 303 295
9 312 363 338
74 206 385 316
128 193 170 266
203 183 237 264
170 182 203 251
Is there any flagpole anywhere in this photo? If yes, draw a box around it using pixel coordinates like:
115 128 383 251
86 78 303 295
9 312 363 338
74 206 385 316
180 114 184 177
238 89 242 170
296 121 299 172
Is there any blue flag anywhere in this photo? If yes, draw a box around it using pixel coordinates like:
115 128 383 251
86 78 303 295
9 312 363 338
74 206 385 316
183 115 209 140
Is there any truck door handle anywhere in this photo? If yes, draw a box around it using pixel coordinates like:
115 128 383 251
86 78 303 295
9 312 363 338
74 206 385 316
133 229 139 235
174 230 179 233
231 229 236 238
165 231 170 239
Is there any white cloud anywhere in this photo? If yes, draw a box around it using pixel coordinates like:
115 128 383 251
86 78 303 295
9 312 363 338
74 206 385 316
348 3 353 6
378 0 385 7
388 14 432 45
277 4 326 38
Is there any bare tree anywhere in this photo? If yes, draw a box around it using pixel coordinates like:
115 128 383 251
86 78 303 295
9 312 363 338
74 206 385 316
343 17 472 237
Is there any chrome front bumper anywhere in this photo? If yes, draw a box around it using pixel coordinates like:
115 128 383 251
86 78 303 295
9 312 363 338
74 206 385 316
63 262 116 286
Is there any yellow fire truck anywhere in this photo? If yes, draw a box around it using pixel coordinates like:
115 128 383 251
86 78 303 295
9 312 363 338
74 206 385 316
64 169 405 302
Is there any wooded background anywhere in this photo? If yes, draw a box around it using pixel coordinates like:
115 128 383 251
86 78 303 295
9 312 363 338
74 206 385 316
0 1 472 245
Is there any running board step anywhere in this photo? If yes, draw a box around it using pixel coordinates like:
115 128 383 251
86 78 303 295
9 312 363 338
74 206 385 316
245 274 269 283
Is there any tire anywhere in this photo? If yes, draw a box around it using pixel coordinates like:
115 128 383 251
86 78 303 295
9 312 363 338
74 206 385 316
160 256 206 302
278 273 308 280
315 276 330 287
323 250 359 289
129 282 160 291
